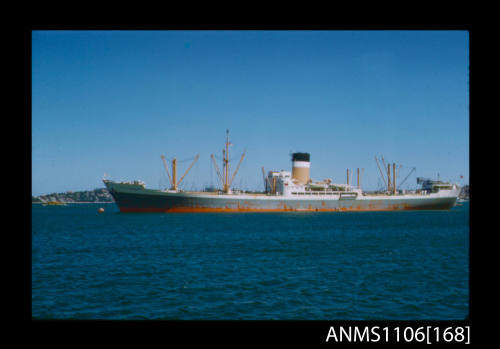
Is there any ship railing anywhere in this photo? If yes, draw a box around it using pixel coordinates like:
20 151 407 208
292 191 358 196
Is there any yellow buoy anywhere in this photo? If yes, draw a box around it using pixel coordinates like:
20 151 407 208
98 207 104 213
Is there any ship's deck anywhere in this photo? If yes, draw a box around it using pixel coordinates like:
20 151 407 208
175 191 269 197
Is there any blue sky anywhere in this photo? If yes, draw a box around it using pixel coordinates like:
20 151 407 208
32 30 469 196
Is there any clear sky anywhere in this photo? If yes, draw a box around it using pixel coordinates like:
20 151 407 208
32 30 469 196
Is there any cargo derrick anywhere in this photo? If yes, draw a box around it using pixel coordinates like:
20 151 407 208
161 154 199 191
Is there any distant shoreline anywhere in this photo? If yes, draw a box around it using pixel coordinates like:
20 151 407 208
32 202 114 204
32 188 114 204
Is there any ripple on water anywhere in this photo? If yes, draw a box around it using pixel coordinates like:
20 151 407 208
32 204 469 319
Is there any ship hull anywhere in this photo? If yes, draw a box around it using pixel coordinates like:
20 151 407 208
104 181 458 213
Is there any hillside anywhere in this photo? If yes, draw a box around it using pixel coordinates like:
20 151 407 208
32 188 114 203
459 185 469 200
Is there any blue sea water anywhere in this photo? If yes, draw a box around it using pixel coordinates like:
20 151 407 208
32 202 469 320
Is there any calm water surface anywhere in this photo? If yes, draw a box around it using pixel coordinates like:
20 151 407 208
32 202 469 319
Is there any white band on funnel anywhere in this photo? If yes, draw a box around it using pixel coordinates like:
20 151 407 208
292 161 310 168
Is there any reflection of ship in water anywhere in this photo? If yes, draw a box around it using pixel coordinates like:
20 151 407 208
104 130 460 213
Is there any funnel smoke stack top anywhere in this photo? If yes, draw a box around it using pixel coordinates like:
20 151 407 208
292 152 310 162
291 152 310 184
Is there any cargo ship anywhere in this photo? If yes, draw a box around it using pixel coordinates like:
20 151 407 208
103 131 460 213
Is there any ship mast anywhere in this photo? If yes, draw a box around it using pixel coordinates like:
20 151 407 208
161 154 199 191
393 163 396 194
224 129 230 193
211 130 245 194
387 163 391 193
172 158 177 190
161 155 173 188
